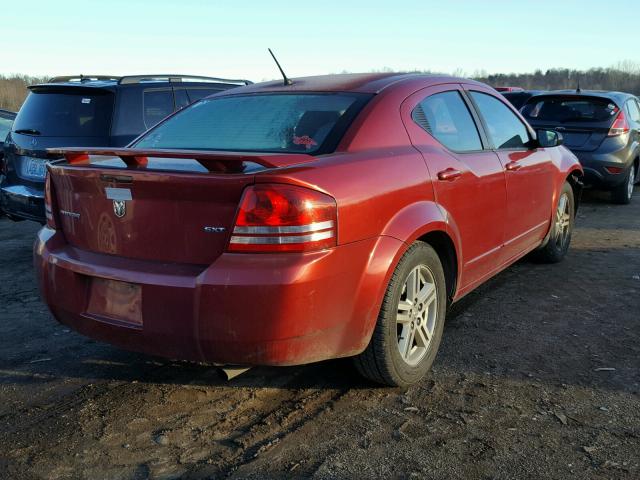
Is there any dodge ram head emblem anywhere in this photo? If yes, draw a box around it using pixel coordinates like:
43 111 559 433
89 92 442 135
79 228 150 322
113 200 127 218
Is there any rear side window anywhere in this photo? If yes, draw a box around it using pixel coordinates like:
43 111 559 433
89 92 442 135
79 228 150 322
412 91 482 152
135 93 370 154
471 92 530 149
13 90 113 137
143 89 174 129
522 96 620 124
627 99 640 122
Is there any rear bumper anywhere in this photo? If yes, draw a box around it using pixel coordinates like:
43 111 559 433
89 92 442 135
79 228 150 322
34 227 402 366
574 147 635 189
0 183 45 222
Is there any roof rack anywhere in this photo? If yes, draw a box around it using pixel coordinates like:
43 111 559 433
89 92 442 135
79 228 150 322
117 75 253 86
48 75 120 83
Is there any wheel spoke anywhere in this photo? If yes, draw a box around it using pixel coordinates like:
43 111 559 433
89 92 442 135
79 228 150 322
406 269 419 300
415 323 431 347
417 283 436 308
403 328 415 359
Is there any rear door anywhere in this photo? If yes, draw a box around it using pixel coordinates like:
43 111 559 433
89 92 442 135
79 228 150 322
467 88 555 261
402 85 507 289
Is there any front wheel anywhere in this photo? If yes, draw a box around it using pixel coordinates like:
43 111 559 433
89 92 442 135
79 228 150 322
354 242 447 387
533 181 575 263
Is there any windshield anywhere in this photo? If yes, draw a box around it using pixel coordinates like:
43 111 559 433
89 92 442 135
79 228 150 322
521 96 620 124
134 93 370 154
13 89 114 137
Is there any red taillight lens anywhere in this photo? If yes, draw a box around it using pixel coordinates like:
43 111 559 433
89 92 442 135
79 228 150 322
44 172 57 229
229 184 337 252
608 110 630 136
605 166 624 174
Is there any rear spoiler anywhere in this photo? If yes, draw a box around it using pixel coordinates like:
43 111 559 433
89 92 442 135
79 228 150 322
46 147 315 170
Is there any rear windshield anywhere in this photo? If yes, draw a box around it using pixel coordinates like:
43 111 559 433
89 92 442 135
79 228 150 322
521 96 620 124
134 93 371 154
13 89 114 137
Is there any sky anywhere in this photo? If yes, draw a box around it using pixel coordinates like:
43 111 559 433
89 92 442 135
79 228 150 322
2 0 638 81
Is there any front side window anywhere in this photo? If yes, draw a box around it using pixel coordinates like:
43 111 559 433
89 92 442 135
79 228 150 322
471 92 530 149
135 93 370 154
412 91 482 152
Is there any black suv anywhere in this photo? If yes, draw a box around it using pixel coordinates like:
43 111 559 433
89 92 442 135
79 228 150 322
0 74 251 222
521 90 640 204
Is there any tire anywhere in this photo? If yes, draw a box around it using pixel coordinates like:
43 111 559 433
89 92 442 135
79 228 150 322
354 242 447 387
533 181 575 264
611 165 635 204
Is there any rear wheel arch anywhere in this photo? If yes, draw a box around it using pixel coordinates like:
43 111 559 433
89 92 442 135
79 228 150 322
416 231 458 304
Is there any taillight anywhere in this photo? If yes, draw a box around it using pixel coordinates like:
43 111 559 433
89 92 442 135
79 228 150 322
608 110 630 136
44 172 57 229
229 184 337 252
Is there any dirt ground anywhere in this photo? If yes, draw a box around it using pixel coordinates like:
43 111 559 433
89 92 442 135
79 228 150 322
1 188 639 480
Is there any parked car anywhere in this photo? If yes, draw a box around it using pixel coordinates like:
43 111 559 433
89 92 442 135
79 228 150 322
521 90 640 204
501 90 545 110
494 87 524 93
1 74 251 222
0 108 16 164
0 109 17 216
35 73 583 387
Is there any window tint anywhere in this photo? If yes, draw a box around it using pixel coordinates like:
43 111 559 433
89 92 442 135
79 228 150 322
627 99 640 122
135 93 370 154
13 90 113 137
522 96 620 124
471 92 530 149
143 89 174 129
412 91 482 152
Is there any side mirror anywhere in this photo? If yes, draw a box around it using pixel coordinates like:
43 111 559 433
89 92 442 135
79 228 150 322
537 129 563 148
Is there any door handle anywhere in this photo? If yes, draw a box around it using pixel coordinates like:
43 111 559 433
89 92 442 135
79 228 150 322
437 168 462 181
505 161 522 171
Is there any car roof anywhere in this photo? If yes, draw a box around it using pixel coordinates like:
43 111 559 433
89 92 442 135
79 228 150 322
219 72 479 95
535 89 636 103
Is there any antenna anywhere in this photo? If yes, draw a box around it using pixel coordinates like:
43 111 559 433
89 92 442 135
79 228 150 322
268 48 293 86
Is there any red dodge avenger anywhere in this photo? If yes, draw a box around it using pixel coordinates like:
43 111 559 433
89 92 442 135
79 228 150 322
35 73 583 386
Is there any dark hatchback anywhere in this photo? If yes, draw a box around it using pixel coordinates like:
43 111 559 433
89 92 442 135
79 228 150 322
521 90 640 204
0 74 251 222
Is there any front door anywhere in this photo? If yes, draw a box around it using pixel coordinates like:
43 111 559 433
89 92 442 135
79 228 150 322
466 88 555 261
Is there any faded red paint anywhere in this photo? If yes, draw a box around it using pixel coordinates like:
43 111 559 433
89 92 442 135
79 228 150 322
34 74 582 367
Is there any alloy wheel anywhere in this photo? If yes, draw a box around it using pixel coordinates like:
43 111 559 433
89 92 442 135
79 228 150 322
396 265 438 366
628 167 635 200
554 193 571 250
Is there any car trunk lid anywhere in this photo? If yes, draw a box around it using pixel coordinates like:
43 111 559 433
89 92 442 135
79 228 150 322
46 148 314 265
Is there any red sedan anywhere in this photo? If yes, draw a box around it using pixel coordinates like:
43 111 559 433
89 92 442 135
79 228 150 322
35 73 583 386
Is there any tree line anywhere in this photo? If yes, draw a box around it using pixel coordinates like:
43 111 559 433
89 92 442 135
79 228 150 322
2 63 640 111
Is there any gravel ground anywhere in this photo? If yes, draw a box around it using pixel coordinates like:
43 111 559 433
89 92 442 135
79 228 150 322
0 188 639 480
